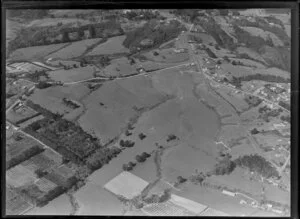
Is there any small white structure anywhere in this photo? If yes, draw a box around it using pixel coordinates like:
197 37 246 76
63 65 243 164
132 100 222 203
222 189 235 197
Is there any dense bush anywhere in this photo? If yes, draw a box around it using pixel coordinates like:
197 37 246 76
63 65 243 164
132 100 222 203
123 19 186 50
214 157 236 175
234 154 279 179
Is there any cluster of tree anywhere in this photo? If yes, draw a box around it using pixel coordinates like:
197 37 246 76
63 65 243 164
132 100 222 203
234 154 280 179
135 152 151 163
122 10 162 21
172 9 200 23
20 181 63 206
119 139 135 148
280 115 290 123
36 81 52 89
62 98 80 109
174 176 188 187
138 133 146 140
229 76 242 88
235 74 290 85
244 95 262 107
166 134 178 142
122 161 136 171
250 128 260 135
233 24 274 53
213 156 236 175
26 70 49 83
205 47 218 58
144 189 171 204
6 145 44 170
189 172 206 185
123 19 186 51
86 147 122 171
278 101 290 111
198 17 237 51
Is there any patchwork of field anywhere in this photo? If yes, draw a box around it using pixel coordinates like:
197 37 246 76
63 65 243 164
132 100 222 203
9 62 48 73
7 104 40 124
48 65 98 82
6 186 33 215
86 35 129 56
28 84 90 115
9 43 69 61
142 201 195 216
45 38 103 60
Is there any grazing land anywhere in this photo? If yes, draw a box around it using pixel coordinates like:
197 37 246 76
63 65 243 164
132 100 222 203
6 9 291 216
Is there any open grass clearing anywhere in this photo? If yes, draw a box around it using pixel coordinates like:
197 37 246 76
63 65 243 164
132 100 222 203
75 183 124 215
101 57 137 77
48 65 98 83
131 153 158 183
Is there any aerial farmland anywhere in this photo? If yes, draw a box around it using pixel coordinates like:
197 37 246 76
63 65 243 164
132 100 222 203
5 8 292 217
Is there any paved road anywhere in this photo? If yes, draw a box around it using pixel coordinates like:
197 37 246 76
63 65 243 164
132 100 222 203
63 63 191 85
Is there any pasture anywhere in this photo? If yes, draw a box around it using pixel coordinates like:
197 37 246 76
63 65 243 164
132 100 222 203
28 84 90 115
6 165 38 187
104 171 149 199
143 48 189 63
6 104 40 124
9 43 69 62
101 57 137 77
87 35 129 56
24 194 72 215
48 65 98 83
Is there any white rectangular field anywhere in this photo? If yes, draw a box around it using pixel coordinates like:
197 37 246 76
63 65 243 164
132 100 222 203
103 171 149 199
169 194 208 214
